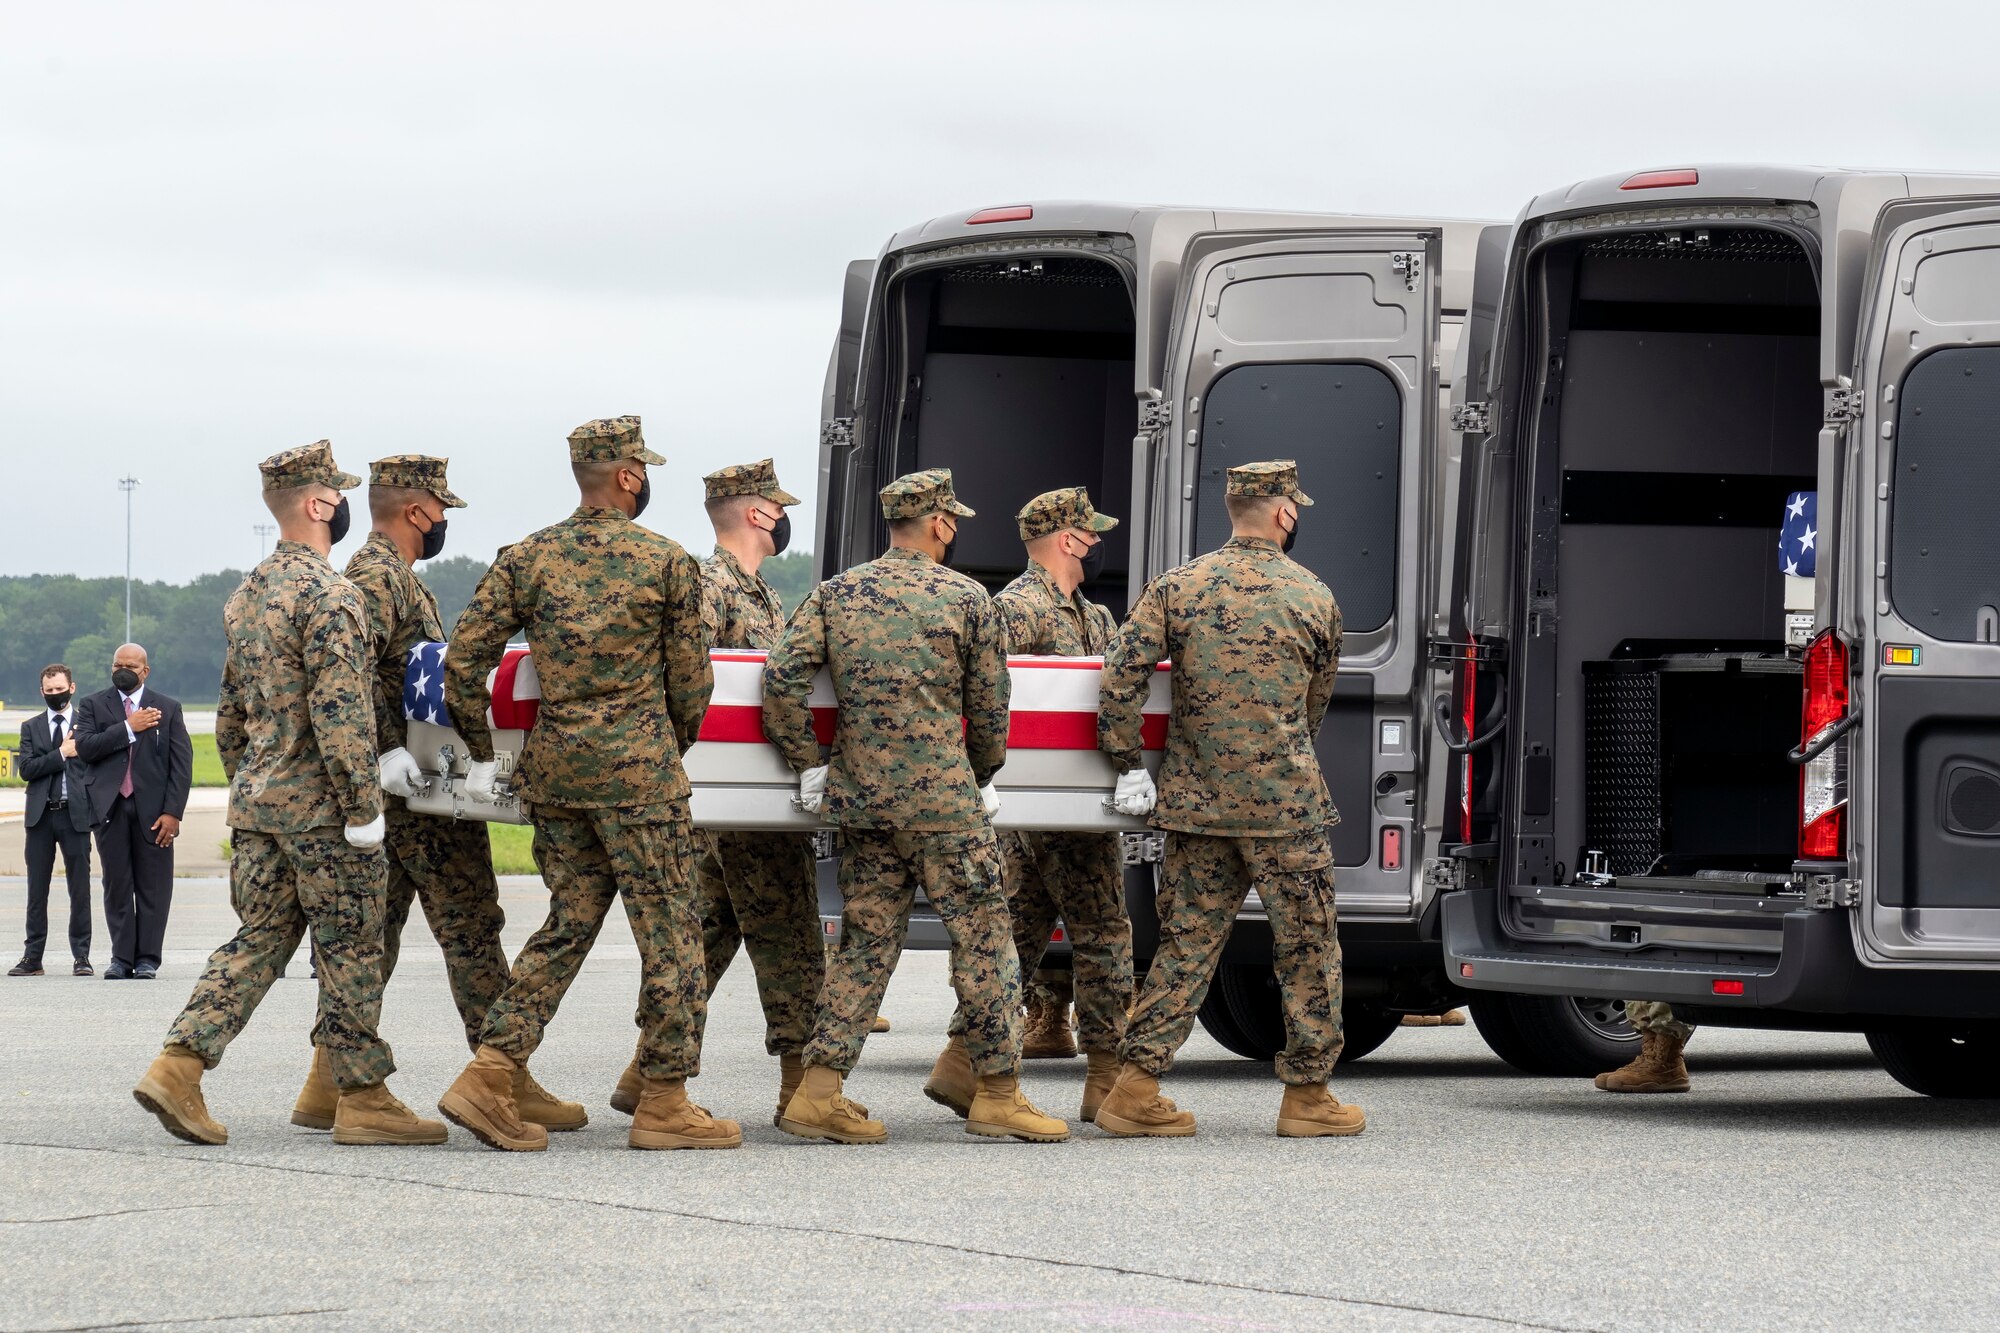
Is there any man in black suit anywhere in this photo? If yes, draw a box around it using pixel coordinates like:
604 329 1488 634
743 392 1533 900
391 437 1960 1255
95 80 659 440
11 665 96 977
75 644 193 980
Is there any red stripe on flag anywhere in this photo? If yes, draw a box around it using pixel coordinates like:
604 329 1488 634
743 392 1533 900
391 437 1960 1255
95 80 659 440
491 651 540 731
697 704 838 746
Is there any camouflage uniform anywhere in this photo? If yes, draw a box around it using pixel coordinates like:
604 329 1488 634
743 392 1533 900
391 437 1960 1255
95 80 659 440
946 487 1133 1056
764 469 1021 1076
167 442 393 1091
694 459 823 1058
444 416 714 1081
1624 1000 1696 1042
348 456 509 1053
1099 461 1346 1086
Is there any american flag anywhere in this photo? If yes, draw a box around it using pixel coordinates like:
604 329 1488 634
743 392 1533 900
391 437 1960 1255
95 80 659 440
1779 491 1817 579
403 641 450 726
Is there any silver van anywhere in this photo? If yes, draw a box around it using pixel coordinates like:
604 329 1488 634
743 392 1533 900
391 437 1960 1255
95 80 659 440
1436 166 2000 1096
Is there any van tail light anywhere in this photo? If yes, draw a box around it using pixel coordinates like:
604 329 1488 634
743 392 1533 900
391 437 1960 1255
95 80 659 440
1799 628 1851 860
1380 827 1404 872
1459 637 1478 843
1620 169 1700 190
966 205 1034 225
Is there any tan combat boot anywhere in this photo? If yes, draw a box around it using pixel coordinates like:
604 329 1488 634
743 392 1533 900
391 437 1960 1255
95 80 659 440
923 1036 976 1117
1594 1031 1691 1093
513 1064 588 1132
778 1065 887 1144
609 1057 643 1116
133 1046 227 1145
1022 996 1078 1059
1401 1009 1468 1028
290 1045 338 1130
965 1074 1070 1142
1079 1051 1120 1124
438 1046 548 1152
333 1083 449 1146
871 1014 892 1034
630 1077 742 1150
1275 1082 1367 1138
774 1053 806 1128
1092 1062 1196 1138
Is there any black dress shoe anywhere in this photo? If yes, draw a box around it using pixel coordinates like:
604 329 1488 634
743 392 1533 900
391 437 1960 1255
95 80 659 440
104 962 133 980
7 960 44 977
74 960 94 977
134 963 158 979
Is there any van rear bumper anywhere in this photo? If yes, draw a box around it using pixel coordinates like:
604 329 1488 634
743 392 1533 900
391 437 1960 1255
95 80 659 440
1442 889 2000 1020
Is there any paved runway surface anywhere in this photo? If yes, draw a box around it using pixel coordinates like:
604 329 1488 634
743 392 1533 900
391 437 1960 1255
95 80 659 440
2 876 1996 1331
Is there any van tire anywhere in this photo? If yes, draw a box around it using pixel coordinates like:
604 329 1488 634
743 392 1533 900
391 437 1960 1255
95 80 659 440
1866 1026 2000 1099
1469 993 1639 1077
1194 965 1400 1063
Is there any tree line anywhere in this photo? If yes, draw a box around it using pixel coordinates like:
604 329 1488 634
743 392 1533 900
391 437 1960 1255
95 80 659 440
1 550 818 707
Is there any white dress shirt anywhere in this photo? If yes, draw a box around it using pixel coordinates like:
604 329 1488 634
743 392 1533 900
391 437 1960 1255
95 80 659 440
45 704 74 801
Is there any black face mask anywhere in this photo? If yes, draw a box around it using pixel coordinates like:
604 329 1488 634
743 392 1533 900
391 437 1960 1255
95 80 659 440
43 691 72 711
1280 510 1300 555
418 517 448 561
630 474 652 520
939 522 959 567
325 496 352 545
766 512 792 556
112 668 141 694
1076 537 1106 584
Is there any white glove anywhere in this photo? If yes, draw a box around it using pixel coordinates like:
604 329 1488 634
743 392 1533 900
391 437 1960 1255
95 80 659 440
465 759 502 803
378 747 425 798
798 764 829 814
343 813 386 850
1112 768 1158 817
980 783 1002 817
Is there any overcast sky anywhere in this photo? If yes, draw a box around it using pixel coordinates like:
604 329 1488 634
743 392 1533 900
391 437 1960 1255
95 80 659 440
4 0 1994 582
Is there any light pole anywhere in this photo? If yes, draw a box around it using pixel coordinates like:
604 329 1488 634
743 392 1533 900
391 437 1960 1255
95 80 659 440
118 476 141 642
254 523 275 561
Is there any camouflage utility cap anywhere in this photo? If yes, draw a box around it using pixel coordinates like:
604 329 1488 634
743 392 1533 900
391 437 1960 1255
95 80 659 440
1225 460 1314 506
704 458 801 507
261 440 361 493
369 455 467 508
567 415 665 465
1017 486 1119 541
879 468 975 521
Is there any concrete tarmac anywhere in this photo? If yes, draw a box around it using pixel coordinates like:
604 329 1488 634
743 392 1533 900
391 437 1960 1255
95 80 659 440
2 876 1996 1331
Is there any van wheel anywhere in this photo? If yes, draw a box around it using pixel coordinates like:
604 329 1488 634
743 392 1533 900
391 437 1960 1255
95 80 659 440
1192 965 1400 1063
1469 993 1639 1076
1867 1025 2000 1098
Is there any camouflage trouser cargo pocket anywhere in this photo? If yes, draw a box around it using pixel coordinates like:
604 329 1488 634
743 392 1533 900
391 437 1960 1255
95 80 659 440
381 807 509 1052
169 828 396 1090
806 826 1021 1076
697 829 824 1058
1250 834 1343 1085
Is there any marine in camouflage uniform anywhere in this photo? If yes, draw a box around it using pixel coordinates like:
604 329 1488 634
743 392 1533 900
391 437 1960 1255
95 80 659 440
938 488 1132 1098
693 460 824 1063
767 469 1065 1143
1094 461 1362 1138
437 416 735 1153
135 442 441 1147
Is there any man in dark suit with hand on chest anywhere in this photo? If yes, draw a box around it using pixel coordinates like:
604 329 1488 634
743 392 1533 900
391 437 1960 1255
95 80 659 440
75 643 192 980
11 664 97 977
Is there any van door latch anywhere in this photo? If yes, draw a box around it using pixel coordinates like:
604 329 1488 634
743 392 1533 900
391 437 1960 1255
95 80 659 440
1450 401 1492 434
820 417 855 450
1824 388 1865 427
1391 251 1423 292
1805 876 1861 910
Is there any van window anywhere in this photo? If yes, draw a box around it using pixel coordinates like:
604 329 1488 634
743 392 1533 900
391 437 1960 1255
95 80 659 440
1889 346 2000 642
1192 362 1400 631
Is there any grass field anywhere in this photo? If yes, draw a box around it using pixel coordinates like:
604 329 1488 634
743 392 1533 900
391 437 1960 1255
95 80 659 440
1 731 228 788
487 821 538 875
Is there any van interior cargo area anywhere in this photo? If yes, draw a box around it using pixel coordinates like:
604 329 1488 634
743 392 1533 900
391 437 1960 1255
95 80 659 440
885 253 1136 604
1525 226 1820 890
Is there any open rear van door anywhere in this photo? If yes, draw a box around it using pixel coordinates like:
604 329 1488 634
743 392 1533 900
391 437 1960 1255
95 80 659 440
816 258 875 582
1855 205 2000 963
1163 230 1441 913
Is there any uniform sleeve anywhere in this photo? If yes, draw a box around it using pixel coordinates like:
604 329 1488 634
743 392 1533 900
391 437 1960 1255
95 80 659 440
697 564 726 649
963 592 1011 787
992 589 1038 655
347 557 407 754
305 586 384 826
444 553 522 766
1306 600 1343 735
663 547 714 753
216 651 248 780
1098 578 1169 773
761 584 828 774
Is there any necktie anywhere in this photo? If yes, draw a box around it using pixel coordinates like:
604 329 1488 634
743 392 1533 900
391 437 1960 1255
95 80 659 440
51 716 66 801
121 696 136 798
